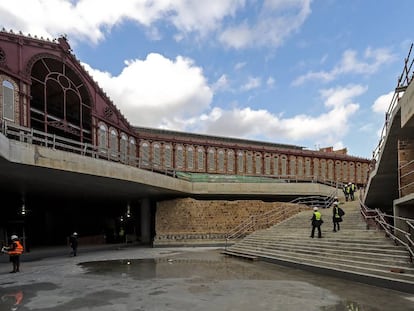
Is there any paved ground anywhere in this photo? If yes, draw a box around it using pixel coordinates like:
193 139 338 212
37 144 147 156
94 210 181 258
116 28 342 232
0 245 413 311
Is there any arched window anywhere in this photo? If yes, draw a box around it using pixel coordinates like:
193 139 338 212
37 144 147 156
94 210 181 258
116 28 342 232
218 149 225 172
246 152 253 174
153 143 161 167
328 160 334 180
273 155 279 176
342 161 348 182
30 58 92 143
227 150 234 173
305 158 311 177
297 157 304 177
187 146 194 170
176 145 184 169
264 154 271 175
2 80 14 122
320 159 327 179
289 156 296 176
197 147 205 171
141 141 150 166
98 123 107 153
129 138 136 164
208 148 216 172
164 144 172 168
109 128 118 158
313 158 320 179
255 153 262 175
120 133 128 163
237 151 244 174
280 155 287 176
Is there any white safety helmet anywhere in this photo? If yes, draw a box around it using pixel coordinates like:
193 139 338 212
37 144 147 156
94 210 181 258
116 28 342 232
313 207 318 211
73 232 78 236
11 235 18 240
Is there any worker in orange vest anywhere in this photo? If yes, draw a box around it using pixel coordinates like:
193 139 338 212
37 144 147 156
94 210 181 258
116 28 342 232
2 235 24 273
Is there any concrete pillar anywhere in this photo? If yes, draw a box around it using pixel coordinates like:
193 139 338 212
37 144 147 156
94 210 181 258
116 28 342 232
140 198 151 244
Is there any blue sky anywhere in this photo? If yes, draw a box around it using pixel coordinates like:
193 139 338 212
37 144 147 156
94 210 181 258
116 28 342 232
2 1 413 159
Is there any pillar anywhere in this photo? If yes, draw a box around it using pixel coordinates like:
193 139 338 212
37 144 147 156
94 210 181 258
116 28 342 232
140 198 151 244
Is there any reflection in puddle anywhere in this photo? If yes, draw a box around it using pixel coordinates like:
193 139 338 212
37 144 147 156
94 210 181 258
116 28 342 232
0 254 412 311
80 257 265 280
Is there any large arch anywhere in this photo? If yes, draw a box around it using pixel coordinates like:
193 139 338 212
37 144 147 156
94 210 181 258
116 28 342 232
29 55 93 144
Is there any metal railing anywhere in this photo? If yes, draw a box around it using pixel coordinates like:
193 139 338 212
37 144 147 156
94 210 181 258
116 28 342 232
225 190 337 249
359 200 414 263
1 120 349 188
372 43 414 164
0 120 177 177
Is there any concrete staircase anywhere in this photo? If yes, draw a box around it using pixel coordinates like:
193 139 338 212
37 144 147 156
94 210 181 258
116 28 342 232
223 200 414 293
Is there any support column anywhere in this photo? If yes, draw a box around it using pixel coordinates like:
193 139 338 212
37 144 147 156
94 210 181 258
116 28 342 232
140 198 151 244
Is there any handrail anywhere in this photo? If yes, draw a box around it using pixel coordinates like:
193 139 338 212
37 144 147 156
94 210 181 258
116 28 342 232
359 200 414 262
225 191 338 249
0 120 176 177
371 43 414 165
1 120 347 187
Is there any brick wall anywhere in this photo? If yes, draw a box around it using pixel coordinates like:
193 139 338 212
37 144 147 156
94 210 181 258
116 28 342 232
154 198 307 245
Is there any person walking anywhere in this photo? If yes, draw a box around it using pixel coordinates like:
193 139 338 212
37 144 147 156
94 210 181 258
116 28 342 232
69 232 78 256
332 202 342 232
2 235 24 273
310 207 323 238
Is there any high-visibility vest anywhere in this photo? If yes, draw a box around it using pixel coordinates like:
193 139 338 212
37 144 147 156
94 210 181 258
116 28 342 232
8 241 23 255
334 207 340 218
314 211 322 220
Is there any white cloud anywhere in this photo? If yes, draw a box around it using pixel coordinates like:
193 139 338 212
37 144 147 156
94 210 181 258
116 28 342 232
241 76 261 91
0 0 247 44
372 91 394 114
219 0 311 49
191 84 364 147
293 47 396 86
1 1 311 49
212 74 230 92
82 53 212 129
266 77 275 87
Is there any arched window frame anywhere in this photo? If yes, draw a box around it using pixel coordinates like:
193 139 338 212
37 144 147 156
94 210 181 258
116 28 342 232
208 148 216 172
153 142 161 167
120 133 128 163
164 144 172 168
186 145 194 170
98 123 108 154
129 137 136 165
197 146 205 171
109 127 118 158
176 145 184 169
227 150 235 173
2 80 15 122
141 141 150 167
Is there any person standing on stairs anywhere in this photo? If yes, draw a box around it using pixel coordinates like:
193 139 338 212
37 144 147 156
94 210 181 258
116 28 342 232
332 202 342 232
310 207 323 238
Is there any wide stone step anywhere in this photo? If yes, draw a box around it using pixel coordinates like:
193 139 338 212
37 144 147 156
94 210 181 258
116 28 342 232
227 246 414 283
228 243 412 267
238 238 408 254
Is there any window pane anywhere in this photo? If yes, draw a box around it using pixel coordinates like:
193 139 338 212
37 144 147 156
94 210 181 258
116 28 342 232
3 81 14 121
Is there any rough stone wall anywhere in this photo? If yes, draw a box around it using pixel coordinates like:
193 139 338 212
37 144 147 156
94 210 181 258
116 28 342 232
154 197 307 245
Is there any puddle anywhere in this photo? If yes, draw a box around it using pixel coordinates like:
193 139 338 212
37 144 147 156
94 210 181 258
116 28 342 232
0 251 412 311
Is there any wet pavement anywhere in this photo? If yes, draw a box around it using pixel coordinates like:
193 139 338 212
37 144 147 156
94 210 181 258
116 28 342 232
0 246 413 310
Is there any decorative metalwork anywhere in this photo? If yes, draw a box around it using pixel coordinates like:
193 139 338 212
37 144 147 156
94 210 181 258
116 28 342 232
0 48 5 63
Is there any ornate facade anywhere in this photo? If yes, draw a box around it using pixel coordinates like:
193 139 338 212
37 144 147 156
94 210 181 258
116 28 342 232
0 30 370 185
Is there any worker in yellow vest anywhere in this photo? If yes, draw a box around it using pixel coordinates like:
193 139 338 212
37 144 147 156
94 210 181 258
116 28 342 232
310 207 323 238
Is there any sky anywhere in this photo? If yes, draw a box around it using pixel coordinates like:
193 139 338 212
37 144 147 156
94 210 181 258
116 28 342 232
1 0 413 159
